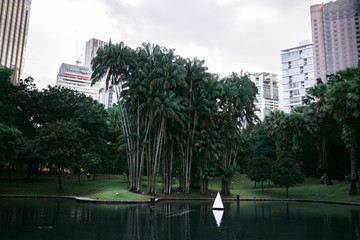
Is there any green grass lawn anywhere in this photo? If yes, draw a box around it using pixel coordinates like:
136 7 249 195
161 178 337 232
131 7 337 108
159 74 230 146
1 173 360 203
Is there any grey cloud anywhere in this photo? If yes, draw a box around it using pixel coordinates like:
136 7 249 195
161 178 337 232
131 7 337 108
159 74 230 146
70 0 324 75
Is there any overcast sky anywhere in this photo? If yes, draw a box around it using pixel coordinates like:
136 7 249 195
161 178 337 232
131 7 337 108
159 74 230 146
23 0 328 90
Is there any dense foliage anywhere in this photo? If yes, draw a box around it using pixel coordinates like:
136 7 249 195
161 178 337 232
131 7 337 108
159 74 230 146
0 67 125 190
91 42 258 195
244 65 360 196
2 43 359 197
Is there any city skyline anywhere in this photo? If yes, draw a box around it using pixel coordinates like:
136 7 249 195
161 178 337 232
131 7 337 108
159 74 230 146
23 0 326 90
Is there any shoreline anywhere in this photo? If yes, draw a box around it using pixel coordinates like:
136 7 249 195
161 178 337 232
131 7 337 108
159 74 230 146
1 194 360 206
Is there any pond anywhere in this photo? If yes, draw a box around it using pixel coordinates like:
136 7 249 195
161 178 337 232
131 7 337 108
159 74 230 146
0 198 359 240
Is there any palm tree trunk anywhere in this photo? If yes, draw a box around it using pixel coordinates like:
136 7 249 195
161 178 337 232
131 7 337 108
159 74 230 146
286 186 289 198
58 167 62 191
151 117 164 194
136 99 140 189
137 113 150 192
169 145 173 194
350 146 357 195
322 132 330 178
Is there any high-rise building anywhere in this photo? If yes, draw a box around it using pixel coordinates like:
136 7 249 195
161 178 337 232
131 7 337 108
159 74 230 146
56 63 101 100
84 38 107 68
56 38 117 108
84 38 117 108
249 72 279 121
310 0 360 82
281 41 316 113
0 0 32 84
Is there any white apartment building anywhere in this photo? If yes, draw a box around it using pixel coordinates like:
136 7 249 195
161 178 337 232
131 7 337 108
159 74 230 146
56 63 100 100
281 41 316 113
249 72 279 121
56 38 117 108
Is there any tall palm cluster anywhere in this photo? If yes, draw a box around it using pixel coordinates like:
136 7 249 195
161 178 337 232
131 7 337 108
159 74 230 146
91 42 258 195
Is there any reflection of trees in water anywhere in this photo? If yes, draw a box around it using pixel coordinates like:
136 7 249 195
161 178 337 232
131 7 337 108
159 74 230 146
351 210 360 239
160 203 191 240
70 205 92 224
126 205 143 240
2 200 360 239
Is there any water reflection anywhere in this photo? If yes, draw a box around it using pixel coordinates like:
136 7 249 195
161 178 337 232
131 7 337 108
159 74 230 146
0 199 360 240
212 210 223 228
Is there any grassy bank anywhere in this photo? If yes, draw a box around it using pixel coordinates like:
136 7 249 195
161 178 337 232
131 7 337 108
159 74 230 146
1 174 360 203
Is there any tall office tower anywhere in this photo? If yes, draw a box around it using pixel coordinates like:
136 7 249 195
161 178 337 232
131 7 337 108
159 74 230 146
0 0 32 85
311 0 360 83
249 72 279 121
281 41 315 113
56 63 101 100
84 38 107 68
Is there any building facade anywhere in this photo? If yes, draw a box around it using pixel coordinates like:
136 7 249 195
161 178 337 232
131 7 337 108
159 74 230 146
57 38 117 108
56 63 100 100
0 0 32 84
310 0 360 82
84 38 117 108
281 41 316 113
249 72 279 121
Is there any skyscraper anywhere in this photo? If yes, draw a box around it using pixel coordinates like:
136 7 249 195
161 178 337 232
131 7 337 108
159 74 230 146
281 41 315 113
0 0 32 85
83 38 116 108
249 72 279 121
84 38 107 68
310 0 360 82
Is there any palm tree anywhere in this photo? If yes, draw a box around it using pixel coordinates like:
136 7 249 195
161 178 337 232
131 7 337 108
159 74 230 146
263 110 289 155
181 58 210 193
91 41 140 191
194 74 222 194
326 66 360 195
218 72 258 195
302 79 333 182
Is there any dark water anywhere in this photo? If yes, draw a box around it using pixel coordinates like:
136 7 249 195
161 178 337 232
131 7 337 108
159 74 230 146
0 199 360 240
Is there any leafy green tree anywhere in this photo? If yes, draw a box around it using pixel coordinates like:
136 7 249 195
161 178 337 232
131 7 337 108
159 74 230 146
0 123 22 178
0 67 16 125
82 152 101 181
240 124 276 171
263 110 290 155
271 152 304 198
38 120 86 191
18 136 42 179
247 156 272 191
